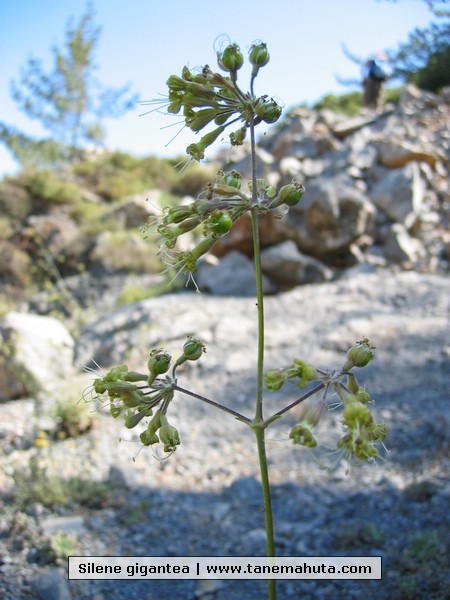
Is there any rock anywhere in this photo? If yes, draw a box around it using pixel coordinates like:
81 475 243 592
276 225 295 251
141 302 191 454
347 128 378 170
109 189 161 228
383 223 426 266
25 213 90 276
261 241 332 289
30 567 72 600
378 139 437 169
212 212 284 258
330 113 382 139
196 251 276 296
0 312 75 399
275 177 376 265
369 162 425 223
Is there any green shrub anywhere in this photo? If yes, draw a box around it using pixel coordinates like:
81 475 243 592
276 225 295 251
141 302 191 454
314 87 402 116
314 91 363 116
72 151 178 201
21 169 83 206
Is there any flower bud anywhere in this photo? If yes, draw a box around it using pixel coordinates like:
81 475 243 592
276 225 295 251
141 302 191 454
249 42 270 68
218 43 244 74
343 338 375 371
273 183 305 208
94 378 107 395
214 112 232 126
148 349 171 384
167 100 182 114
255 99 282 124
183 336 205 360
220 170 242 189
181 65 193 80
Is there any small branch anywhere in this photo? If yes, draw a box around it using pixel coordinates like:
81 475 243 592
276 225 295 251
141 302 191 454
271 383 326 419
173 385 252 424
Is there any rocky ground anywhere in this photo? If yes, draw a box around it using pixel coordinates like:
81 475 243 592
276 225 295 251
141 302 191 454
0 268 449 600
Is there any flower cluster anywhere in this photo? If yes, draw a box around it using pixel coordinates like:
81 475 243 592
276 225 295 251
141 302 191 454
140 39 306 284
163 41 281 161
90 337 205 454
266 339 387 465
146 170 305 282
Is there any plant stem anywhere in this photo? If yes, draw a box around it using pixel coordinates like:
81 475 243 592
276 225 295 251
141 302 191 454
254 426 277 600
174 385 251 424
271 382 326 419
249 115 277 600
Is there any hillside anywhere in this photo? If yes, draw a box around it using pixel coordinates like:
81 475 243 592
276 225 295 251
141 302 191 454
0 84 449 600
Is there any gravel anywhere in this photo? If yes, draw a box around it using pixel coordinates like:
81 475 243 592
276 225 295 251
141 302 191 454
1 270 449 600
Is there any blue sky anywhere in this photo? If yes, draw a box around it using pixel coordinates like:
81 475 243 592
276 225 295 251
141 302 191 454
0 0 435 175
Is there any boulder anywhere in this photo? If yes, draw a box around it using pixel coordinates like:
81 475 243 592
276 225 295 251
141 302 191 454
0 312 75 399
261 241 332 289
378 139 437 169
196 251 276 296
383 223 426 266
368 162 425 223
25 213 90 276
274 178 376 265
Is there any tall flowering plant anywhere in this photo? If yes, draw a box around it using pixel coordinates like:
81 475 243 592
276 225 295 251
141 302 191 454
87 39 387 600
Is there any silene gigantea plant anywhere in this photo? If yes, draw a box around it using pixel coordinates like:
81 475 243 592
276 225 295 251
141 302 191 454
86 37 387 600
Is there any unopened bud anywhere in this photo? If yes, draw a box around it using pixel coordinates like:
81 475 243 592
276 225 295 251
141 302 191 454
218 43 244 74
220 170 242 189
148 349 171 384
255 99 282 124
343 338 375 371
274 183 305 208
183 336 205 361
249 42 270 68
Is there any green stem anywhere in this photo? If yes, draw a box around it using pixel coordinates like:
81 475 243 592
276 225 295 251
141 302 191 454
254 426 277 600
249 115 277 600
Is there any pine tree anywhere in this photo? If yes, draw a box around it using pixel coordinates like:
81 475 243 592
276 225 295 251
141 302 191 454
1 3 137 167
